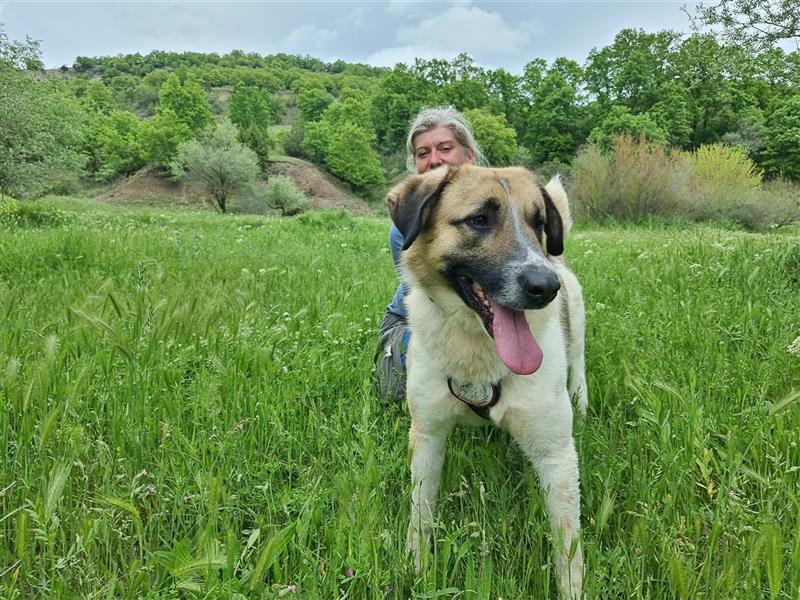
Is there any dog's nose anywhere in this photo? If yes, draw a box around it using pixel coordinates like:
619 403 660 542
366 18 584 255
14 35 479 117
519 268 560 309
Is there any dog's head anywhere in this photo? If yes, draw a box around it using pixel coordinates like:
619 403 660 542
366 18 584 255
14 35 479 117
387 165 572 375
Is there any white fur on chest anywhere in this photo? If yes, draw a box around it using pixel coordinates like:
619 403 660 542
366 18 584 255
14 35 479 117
405 286 569 427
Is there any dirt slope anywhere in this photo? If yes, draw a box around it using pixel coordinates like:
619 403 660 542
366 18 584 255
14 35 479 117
266 160 375 216
100 161 377 216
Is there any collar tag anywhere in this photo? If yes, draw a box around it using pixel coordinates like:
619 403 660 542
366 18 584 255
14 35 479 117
447 377 501 416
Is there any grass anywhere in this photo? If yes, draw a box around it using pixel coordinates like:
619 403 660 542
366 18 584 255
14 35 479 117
1 197 799 599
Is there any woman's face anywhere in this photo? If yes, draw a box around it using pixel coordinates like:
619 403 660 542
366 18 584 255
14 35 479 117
413 126 475 173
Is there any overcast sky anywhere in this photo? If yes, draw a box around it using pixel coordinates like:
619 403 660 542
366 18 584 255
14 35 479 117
2 0 702 73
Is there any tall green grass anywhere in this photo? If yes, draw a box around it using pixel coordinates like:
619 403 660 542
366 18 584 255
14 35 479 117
1 198 799 598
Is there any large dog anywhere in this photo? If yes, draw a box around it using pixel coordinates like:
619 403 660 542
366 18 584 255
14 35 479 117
387 165 585 599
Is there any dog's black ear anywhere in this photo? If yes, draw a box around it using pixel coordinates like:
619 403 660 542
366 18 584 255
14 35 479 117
539 185 564 256
387 167 454 250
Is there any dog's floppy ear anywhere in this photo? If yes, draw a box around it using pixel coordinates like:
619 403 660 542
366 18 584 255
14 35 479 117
544 174 572 239
387 167 454 250
539 184 564 256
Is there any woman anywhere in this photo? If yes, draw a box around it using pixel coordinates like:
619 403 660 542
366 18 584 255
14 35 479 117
375 106 485 404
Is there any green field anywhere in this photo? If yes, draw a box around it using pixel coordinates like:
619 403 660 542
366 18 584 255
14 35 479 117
1 198 799 599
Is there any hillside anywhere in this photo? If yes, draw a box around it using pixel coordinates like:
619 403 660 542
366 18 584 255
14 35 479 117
99 159 377 216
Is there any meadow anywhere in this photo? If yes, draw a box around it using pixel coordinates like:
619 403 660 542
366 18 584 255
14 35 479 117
1 198 799 599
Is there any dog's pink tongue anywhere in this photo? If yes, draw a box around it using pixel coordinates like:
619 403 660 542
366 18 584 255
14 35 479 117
490 302 543 375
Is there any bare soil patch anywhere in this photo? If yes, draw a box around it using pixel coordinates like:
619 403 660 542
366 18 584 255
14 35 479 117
99 167 212 209
266 161 376 216
99 161 377 216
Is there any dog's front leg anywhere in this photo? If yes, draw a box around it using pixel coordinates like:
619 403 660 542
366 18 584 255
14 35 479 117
531 441 583 599
508 416 583 599
406 419 451 571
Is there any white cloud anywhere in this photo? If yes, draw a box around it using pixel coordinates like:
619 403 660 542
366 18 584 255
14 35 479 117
367 45 460 68
283 24 339 52
395 5 533 58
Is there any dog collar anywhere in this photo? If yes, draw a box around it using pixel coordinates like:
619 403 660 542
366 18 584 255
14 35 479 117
447 377 501 420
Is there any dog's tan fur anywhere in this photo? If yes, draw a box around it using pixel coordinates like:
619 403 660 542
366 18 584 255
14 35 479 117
388 165 585 599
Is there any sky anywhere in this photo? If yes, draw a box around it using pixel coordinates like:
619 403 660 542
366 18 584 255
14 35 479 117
2 0 703 73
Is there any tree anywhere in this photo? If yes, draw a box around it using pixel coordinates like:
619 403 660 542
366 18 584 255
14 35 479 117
0 29 44 70
158 73 213 133
686 0 800 52
83 110 145 180
463 108 517 165
520 58 587 164
299 90 385 190
584 29 681 113
170 121 260 213
296 85 334 122
588 105 668 149
324 122 385 190
139 107 193 167
0 37 85 197
229 86 275 163
80 80 114 114
762 95 800 178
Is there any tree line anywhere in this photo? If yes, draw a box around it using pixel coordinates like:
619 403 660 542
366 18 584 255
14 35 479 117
1 24 798 203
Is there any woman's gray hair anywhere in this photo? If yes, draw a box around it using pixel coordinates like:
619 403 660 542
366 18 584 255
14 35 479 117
405 105 486 172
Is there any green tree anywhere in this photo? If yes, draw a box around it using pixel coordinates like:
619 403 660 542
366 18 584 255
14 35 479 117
296 85 334 123
81 80 114 114
230 85 280 126
300 91 385 190
588 105 668 149
0 29 44 70
686 0 800 51
0 38 85 197
139 107 193 167
324 122 385 189
229 86 275 163
463 108 517 165
584 29 680 113
83 110 145 180
158 73 213 133
520 58 587 164
762 95 800 179
371 65 432 152
170 121 260 213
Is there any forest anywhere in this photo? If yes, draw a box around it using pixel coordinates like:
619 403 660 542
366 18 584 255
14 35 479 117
1 23 799 226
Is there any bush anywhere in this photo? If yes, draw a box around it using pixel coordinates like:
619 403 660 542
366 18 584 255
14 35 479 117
282 119 305 158
725 189 800 230
570 135 687 220
680 144 762 219
263 175 309 216
570 136 799 228
0 198 67 228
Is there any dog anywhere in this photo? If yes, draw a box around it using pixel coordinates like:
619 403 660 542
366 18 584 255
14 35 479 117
387 165 585 599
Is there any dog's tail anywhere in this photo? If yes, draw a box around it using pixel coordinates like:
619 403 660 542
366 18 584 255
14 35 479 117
545 175 572 240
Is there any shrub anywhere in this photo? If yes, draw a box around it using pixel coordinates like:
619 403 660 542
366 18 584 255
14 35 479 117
680 144 763 220
282 119 305 158
570 135 687 220
263 175 309 216
726 189 800 230
0 198 67 227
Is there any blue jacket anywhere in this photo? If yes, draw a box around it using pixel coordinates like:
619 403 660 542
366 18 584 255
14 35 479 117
386 224 409 318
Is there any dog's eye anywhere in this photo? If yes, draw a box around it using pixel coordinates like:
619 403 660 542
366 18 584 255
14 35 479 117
467 214 490 229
